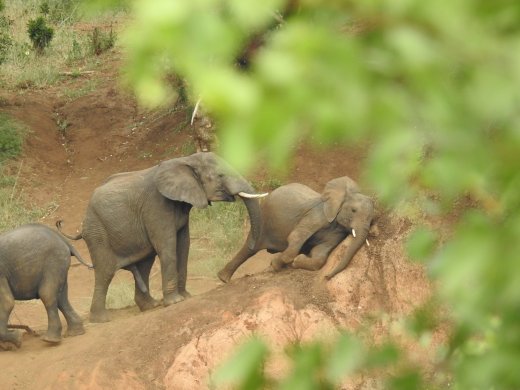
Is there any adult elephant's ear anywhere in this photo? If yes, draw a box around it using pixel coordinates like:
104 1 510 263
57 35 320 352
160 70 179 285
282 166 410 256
154 160 208 208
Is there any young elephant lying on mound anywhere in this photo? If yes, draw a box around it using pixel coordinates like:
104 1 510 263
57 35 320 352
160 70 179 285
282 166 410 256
0 224 91 349
218 176 377 283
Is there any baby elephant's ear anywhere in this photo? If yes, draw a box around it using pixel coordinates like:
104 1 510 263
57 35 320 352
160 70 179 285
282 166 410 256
321 180 346 223
154 160 208 209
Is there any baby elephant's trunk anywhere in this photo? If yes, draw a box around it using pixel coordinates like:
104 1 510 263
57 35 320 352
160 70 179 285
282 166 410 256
325 225 369 280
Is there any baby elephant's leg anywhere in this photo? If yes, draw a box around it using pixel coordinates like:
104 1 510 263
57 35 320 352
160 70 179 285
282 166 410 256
292 243 334 271
0 278 22 348
39 278 63 344
58 280 85 337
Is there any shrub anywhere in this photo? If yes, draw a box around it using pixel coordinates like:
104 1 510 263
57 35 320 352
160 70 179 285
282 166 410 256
66 36 83 62
89 26 116 56
27 16 54 54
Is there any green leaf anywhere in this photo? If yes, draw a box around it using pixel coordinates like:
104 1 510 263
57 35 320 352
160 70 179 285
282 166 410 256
212 337 268 389
406 227 438 263
325 334 365 384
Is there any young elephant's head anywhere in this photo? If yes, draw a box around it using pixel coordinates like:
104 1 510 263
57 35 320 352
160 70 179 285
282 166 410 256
153 152 266 249
321 176 376 279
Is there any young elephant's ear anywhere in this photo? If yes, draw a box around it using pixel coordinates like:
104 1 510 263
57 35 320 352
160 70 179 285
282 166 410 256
321 179 347 223
154 160 208 208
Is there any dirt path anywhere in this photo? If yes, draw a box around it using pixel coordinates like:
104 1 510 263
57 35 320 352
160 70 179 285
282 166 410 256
0 53 435 389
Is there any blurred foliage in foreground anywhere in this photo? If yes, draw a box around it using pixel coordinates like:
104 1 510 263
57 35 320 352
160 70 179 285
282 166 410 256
91 0 520 389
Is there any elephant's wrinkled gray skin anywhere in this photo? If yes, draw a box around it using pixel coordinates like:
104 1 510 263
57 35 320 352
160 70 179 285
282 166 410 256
58 152 263 323
0 224 89 349
218 176 376 283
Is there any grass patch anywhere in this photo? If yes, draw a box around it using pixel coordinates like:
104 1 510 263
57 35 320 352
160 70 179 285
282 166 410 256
106 274 135 309
252 177 284 192
0 113 27 162
61 78 99 100
0 166 46 232
189 202 249 278
0 114 46 232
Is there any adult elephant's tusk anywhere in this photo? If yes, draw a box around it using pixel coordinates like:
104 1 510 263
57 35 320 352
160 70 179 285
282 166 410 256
238 191 269 199
352 229 356 238
366 239 370 246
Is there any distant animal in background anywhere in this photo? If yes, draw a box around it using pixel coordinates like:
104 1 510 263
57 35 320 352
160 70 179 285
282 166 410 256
190 99 218 152
218 176 378 283
0 224 91 349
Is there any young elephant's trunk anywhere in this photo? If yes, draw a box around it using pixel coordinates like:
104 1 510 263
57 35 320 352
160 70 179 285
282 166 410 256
325 225 369 280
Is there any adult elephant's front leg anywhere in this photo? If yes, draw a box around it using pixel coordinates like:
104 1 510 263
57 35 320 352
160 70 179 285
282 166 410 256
157 235 184 306
176 224 191 298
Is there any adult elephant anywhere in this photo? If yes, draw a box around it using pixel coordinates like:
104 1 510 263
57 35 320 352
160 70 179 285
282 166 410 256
58 152 265 323
217 176 377 283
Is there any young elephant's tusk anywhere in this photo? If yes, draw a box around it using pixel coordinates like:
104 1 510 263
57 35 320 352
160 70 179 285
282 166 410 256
352 229 356 238
366 239 370 246
238 191 269 199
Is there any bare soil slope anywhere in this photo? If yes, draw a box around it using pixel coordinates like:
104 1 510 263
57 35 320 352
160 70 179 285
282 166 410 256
0 53 435 389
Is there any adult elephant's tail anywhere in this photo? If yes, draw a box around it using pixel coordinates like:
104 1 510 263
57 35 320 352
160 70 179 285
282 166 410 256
56 220 83 240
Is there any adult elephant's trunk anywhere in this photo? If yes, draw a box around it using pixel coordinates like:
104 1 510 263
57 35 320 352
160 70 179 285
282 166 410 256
325 225 369 280
226 178 266 250
241 197 263 250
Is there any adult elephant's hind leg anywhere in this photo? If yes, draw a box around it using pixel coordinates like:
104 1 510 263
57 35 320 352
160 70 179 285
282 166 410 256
90 267 115 323
134 256 160 311
0 278 22 348
58 280 85 337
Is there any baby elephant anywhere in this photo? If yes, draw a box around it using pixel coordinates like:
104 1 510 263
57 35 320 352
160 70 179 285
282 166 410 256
218 176 377 283
0 224 91 349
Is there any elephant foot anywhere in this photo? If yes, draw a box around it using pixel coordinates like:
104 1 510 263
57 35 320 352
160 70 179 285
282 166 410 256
271 255 292 272
0 330 23 350
42 332 62 344
292 254 325 271
163 292 185 307
65 324 85 337
180 290 191 298
217 269 232 284
89 309 111 323
135 295 160 312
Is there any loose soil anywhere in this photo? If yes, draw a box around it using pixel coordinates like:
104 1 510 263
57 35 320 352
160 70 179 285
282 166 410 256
0 52 438 389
